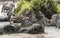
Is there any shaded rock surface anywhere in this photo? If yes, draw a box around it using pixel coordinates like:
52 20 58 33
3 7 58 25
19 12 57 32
38 17 51 26
18 23 44 34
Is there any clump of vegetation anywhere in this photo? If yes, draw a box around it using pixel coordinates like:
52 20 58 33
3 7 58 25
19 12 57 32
56 4 60 13
14 0 33 16
14 0 58 19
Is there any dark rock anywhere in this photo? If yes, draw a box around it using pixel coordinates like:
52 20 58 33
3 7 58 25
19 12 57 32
3 25 16 33
38 17 51 26
21 19 32 27
35 11 45 21
18 23 44 34
23 10 30 17
3 23 21 33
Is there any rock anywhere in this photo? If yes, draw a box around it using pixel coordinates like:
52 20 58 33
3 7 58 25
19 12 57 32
0 3 15 22
3 23 21 33
0 12 9 21
35 11 45 21
1 3 15 13
21 19 32 27
27 23 44 34
23 10 30 17
38 17 51 26
3 25 16 33
51 14 60 26
56 19 60 28
18 23 44 34
28 12 37 23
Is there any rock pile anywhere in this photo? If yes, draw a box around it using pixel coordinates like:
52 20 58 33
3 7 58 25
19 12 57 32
4 11 50 34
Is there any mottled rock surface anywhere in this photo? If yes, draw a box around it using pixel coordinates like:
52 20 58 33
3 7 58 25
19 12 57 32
18 23 44 34
51 14 60 26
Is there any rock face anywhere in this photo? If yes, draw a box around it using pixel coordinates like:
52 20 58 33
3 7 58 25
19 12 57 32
51 14 60 26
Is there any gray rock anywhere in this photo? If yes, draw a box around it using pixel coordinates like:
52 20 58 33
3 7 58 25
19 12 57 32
38 17 51 26
0 12 9 21
56 19 60 28
18 23 44 34
29 12 37 23
35 11 45 21
1 3 15 13
51 14 60 26
3 25 16 33
0 3 15 21
3 23 21 33
23 10 30 17
21 19 32 27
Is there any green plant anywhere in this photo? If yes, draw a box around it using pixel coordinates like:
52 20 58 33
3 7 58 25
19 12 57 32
14 0 32 16
56 4 60 13
14 0 57 19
